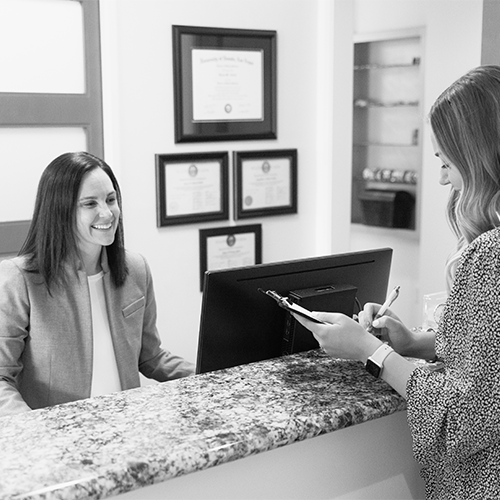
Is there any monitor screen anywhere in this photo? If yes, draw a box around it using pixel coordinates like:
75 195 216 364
196 247 392 374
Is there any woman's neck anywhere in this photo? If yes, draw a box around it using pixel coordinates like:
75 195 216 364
79 248 103 275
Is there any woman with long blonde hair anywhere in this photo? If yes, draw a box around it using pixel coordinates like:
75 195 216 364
295 66 500 499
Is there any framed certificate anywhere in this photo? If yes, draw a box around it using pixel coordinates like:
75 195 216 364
199 224 262 290
172 25 277 143
155 152 229 226
233 149 298 219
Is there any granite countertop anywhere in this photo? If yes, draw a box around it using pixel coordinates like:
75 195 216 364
0 350 406 500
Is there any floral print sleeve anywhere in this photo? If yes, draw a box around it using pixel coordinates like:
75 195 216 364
406 228 500 499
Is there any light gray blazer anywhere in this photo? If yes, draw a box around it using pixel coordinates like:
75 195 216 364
0 251 194 416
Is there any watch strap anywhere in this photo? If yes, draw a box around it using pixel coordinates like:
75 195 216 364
366 344 394 378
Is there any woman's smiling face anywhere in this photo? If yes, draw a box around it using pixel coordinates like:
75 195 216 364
431 131 463 191
75 168 120 257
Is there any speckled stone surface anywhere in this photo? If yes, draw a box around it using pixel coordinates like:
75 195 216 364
0 350 406 500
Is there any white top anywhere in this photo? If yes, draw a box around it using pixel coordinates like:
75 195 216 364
88 272 121 397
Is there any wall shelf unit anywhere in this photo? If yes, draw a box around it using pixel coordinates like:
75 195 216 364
351 29 423 231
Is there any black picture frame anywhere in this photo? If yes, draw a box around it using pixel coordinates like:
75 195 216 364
233 149 298 219
172 25 277 143
199 224 262 291
155 151 229 227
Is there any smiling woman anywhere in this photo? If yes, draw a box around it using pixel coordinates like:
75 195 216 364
75 168 121 275
19 152 128 289
431 132 464 191
0 152 195 417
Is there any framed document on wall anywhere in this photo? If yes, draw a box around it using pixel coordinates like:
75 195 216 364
155 152 229 226
172 25 277 143
233 149 298 219
199 224 262 290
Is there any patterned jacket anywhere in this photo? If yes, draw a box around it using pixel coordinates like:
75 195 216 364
407 227 500 499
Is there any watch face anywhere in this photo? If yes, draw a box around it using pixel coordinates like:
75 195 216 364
366 359 381 378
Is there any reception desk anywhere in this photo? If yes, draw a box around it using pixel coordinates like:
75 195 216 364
0 350 425 499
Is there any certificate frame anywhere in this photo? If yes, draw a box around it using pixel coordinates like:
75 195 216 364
199 224 262 291
233 149 298 219
155 151 229 227
172 25 277 143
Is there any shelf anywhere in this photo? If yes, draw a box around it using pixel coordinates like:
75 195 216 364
353 142 419 148
354 60 420 71
354 99 419 108
351 31 422 232
351 222 420 239
364 181 417 194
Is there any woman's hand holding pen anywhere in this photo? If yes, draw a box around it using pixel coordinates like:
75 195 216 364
360 303 403 339
292 282 437 361
360 303 423 357
292 302 413 362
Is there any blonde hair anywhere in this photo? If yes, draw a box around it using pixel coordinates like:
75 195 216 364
430 65 500 244
444 236 466 292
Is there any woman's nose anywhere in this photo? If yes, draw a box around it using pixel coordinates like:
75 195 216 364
98 205 113 218
439 166 450 186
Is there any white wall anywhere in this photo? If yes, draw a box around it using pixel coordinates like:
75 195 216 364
315 0 354 256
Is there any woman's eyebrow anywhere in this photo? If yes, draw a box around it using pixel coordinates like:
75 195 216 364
79 190 116 201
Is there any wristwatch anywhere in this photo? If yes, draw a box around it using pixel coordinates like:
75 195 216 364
365 344 394 378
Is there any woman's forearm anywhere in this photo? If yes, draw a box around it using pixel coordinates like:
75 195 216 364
359 338 416 399
403 328 437 360
380 352 416 399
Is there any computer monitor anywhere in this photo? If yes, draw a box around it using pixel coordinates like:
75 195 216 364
196 247 392 374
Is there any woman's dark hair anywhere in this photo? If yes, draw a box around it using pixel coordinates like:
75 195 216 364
19 152 128 289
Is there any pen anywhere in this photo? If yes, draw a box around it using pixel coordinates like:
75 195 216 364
368 285 400 333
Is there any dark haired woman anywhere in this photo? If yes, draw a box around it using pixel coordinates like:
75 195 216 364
294 65 500 499
0 152 194 416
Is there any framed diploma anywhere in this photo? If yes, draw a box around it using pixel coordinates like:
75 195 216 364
199 224 262 290
155 152 229 226
172 25 277 143
233 149 298 219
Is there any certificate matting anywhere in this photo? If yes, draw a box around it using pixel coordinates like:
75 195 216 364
241 157 292 210
199 224 262 290
155 152 229 226
206 233 256 271
173 25 276 143
165 161 221 217
192 48 263 122
234 149 298 219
